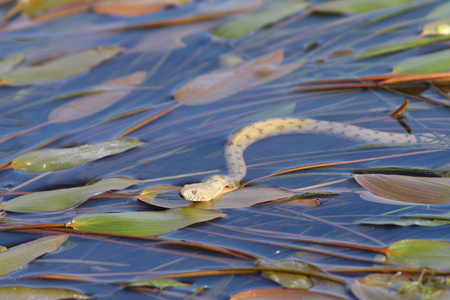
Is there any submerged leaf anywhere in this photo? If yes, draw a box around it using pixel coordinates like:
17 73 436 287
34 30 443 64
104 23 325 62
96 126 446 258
11 138 145 172
354 174 450 205
48 71 146 123
0 177 140 212
1 46 123 86
312 0 414 14
69 208 227 237
124 279 191 288
175 50 304 105
0 235 68 276
358 216 450 226
386 239 450 269
213 0 308 39
0 286 89 300
393 48 450 73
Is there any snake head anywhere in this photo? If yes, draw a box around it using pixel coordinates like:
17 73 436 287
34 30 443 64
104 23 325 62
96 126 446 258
180 175 227 201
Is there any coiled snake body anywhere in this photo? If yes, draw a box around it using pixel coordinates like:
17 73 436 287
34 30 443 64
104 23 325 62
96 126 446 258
180 118 445 201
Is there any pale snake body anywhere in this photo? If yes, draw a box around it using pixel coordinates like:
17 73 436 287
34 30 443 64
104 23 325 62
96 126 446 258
180 118 446 201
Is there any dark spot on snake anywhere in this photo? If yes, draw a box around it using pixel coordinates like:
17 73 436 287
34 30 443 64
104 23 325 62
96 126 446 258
277 125 285 130
258 128 264 134
297 125 302 129
245 134 251 139
389 133 394 137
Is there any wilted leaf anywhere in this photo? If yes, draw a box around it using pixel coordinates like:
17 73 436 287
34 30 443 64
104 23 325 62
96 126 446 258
93 0 192 16
312 0 414 14
354 174 450 205
386 239 450 268
0 286 89 300
68 208 227 237
0 54 24 77
0 235 68 276
48 71 146 123
175 50 304 105
0 177 140 212
351 273 450 300
422 18 450 36
213 0 308 39
11 138 145 173
231 288 347 300
393 48 450 73
139 186 295 209
258 260 328 289
1 46 123 86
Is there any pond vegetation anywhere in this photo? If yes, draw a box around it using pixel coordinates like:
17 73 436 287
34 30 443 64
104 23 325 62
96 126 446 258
0 0 449 299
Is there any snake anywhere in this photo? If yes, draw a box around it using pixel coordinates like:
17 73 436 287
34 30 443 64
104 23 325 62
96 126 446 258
180 118 447 201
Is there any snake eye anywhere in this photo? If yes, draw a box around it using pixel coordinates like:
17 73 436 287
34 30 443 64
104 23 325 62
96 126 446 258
191 189 197 195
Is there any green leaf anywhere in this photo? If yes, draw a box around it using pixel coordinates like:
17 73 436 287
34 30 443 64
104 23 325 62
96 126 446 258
351 273 450 300
0 177 140 212
0 286 89 300
123 279 191 288
393 48 450 73
312 0 414 14
68 208 227 237
354 174 450 205
258 259 326 289
213 0 308 39
11 138 145 173
357 35 450 59
425 2 450 19
0 54 24 77
386 239 450 269
422 18 450 36
358 216 450 227
0 235 68 276
1 46 123 86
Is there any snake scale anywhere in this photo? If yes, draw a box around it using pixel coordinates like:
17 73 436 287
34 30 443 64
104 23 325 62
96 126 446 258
180 118 446 201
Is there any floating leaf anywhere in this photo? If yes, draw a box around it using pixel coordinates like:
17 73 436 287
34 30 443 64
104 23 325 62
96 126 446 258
422 18 450 36
312 0 414 14
48 71 146 123
68 208 227 237
393 48 450 73
1 46 123 86
139 186 295 209
231 288 347 300
0 235 68 276
175 50 304 105
425 2 450 19
258 260 327 289
11 138 145 173
0 177 140 212
0 286 89 300
93 0 192 17
358 216 450 226
386 239 450 268
354 174 450 205
213 0 308 39
357 35 450 59
351 273 450 300
0 54 24 77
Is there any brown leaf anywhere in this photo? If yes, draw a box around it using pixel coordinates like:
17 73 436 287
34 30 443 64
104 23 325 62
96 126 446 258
48 71 146 123
231 288 348 300
93 0 191 17
175 50 304 105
